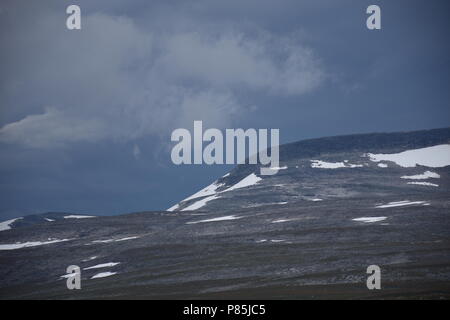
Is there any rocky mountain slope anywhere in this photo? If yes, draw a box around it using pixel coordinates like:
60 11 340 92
168 127 450 212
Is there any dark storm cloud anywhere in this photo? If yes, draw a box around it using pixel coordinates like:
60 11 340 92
0 0 449 218
0 0 325 148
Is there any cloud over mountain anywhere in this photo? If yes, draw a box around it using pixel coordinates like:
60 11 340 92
0 4 324 148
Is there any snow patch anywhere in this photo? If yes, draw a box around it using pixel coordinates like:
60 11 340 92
0 217 22 231
91 272 117 279
0 238 71 250
182 181 224 202
352 217 387 223
166 203 179 212
347 163 364 168
168 180 225 211
366 144 450 168
310 160 363 169
187 215 241 224
92 236 139 244
181 194 220 211
311 160 345 169
60 273 78 279
223 173 262 192
407 182 439 187
82 256 97 262
401 171 440 180
168 172 262 211
272 218 296 223
64 215 95 219
115 236 140 242
257 239 287 243
377 163 388 168
375 200 428 208
84 262 120 270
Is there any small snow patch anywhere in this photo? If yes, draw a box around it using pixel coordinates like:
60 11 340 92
92 236 139 244
375 200 427 208
64 215 95 219
0 217 22 231
0 238 71 250
91 272 117 279
60 273 77 279
257 239 288 243
166 203 180 212
401 171 440 180
187 215 241 224
182 194 220 211
272 218 295 223
407 182 439 187
84 262 120 270
311 160 345 169
224 173 262 192
82 256 97 262
352 217 387 223
347 164 364 168
92 239 115 244
311 160 363 169
115 236 140 242
182 181 224 203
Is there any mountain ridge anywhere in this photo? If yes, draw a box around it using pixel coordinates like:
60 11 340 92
168 127 450 212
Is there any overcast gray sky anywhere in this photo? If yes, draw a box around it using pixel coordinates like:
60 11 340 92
0 0 449 219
